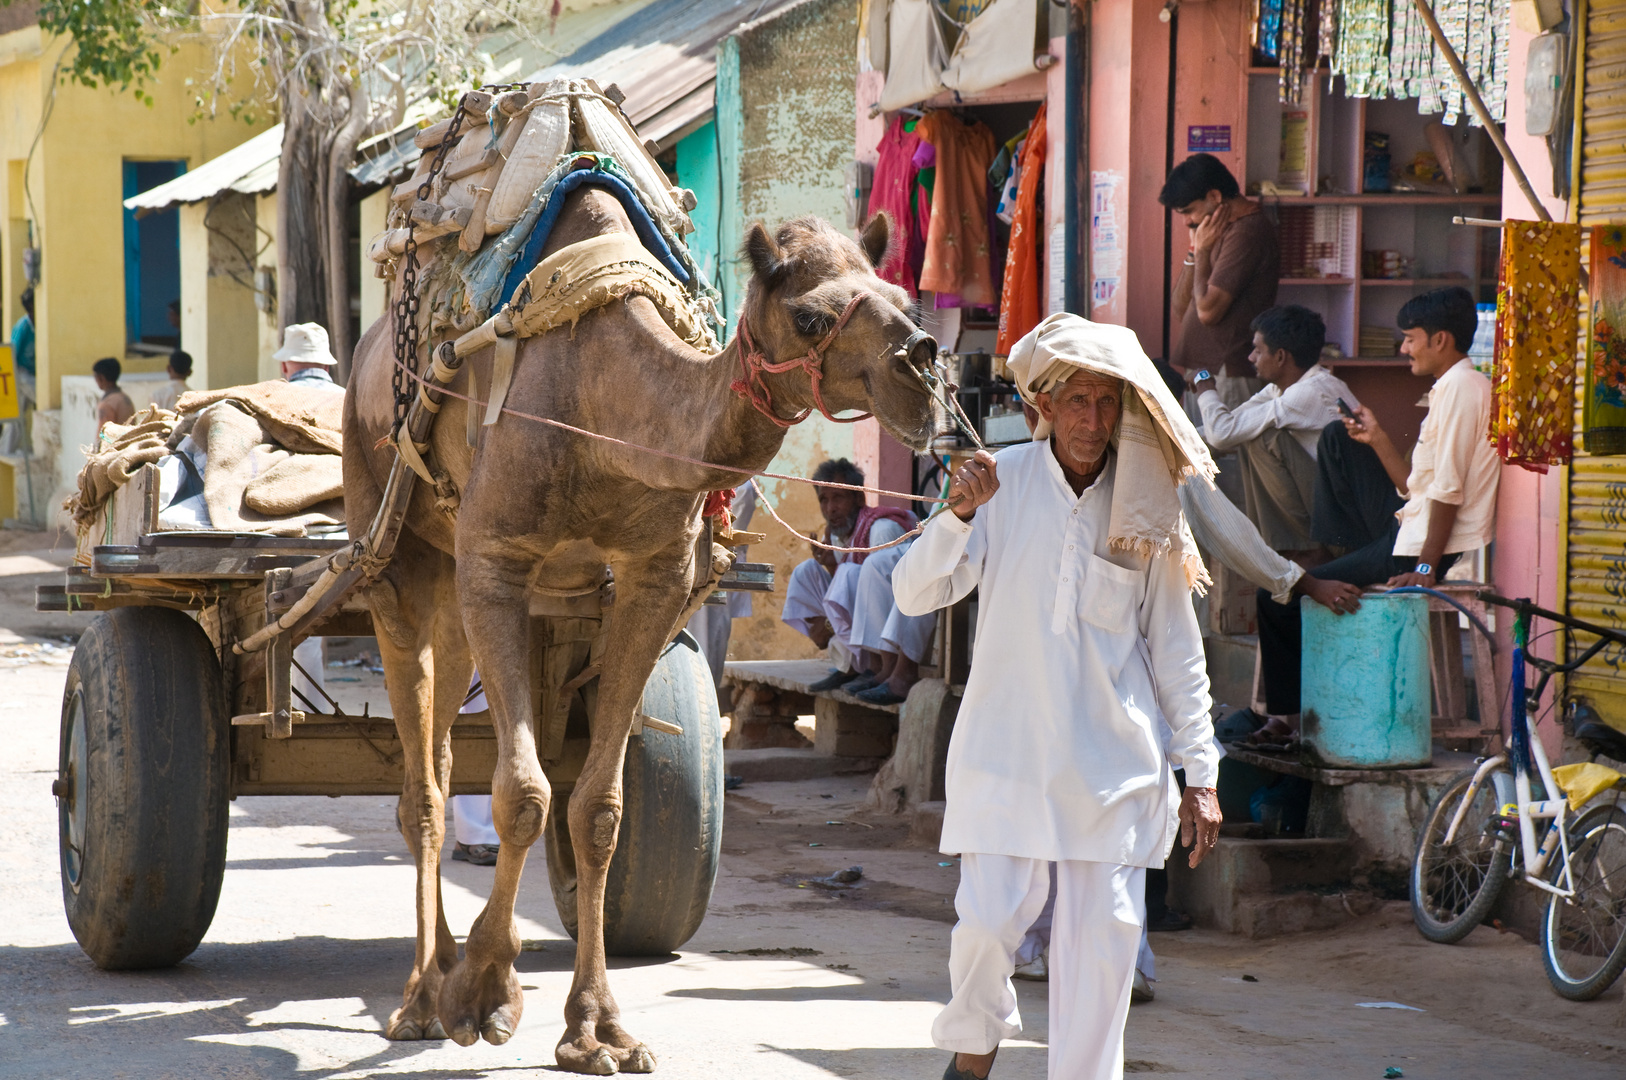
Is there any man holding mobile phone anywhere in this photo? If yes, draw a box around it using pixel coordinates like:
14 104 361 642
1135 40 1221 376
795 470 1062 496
1251 287 1500 735
1163 154 1280 408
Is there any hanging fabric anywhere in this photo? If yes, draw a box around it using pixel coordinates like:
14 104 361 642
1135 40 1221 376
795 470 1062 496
1492 220 1581 471
1585 225 1626 456
917 111 998 306
1278 0 1309 105
1332 0 1392 98
879 0 951 111
868 117 926 294
941 0 1045 97
996 102 1047 356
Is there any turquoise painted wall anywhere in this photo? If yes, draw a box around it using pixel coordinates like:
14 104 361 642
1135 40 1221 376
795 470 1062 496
675 120 722 311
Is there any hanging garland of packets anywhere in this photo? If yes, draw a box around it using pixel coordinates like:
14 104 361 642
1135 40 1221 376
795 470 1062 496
1491 220 1581 471
1322 0 1509 125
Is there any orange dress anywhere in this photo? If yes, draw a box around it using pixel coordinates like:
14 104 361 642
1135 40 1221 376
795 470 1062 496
996 103 1047 356
916 111 997 306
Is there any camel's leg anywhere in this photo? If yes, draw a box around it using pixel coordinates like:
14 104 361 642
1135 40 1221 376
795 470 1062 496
369 538 471 1041
438 549 552 1048
554 553 696 1076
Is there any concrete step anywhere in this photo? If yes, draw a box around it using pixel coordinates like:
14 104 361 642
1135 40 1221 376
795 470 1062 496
1168 835 1370 938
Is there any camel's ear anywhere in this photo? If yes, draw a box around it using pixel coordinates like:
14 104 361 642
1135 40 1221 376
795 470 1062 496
744 222 788 287
859 212 892 268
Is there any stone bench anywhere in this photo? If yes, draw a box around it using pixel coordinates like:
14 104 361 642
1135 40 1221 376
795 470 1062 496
721 659 899 759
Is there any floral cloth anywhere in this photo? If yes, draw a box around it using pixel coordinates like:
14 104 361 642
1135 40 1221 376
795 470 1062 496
868 117 925 294
996 103 1046 356
1492 220 1582 471
1586 225 1626 455
917 111 997 305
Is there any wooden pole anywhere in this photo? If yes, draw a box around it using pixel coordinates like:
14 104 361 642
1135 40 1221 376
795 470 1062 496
1410 0 1552 223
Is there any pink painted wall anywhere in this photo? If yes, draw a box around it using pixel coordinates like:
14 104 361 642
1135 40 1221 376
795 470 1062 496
1087 0 1172 346
1492 21 1569 753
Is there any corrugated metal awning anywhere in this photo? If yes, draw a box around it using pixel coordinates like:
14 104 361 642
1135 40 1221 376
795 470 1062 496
525 0 797 149
122 124 284 214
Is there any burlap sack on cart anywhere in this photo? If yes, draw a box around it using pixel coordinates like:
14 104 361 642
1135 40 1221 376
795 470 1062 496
188 400 344 535
68 408 178 529
175 378 344 456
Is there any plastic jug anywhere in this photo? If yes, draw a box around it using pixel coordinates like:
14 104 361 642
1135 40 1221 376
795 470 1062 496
1300 593 1433 769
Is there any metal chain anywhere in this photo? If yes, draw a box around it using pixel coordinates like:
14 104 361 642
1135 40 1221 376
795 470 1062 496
391 96 475 434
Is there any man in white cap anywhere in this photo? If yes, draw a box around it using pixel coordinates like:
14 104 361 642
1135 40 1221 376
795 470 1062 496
274 322 343 394
893 312 1223 1080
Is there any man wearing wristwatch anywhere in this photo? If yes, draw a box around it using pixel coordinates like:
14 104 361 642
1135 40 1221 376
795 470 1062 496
1252 287 1500 729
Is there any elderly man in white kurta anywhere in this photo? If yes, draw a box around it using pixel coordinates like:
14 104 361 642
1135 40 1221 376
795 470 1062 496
893 313 1224 1080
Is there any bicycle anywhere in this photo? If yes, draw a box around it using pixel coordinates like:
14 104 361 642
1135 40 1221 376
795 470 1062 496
1411 591 1626 1001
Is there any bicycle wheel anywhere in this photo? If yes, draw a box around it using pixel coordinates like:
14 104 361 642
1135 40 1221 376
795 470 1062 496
1541 802 1626 1000
1412 769 1513 943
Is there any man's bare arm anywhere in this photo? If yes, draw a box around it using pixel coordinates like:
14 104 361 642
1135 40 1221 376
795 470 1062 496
1172 262 1195 323
1344 405 1410 492
1387 500 1460 587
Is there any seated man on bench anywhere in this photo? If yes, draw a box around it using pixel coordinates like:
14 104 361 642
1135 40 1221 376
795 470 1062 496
781 458 936 706
1251 286 1500 742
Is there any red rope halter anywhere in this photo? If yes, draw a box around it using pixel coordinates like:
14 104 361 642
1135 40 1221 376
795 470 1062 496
730 290 874 427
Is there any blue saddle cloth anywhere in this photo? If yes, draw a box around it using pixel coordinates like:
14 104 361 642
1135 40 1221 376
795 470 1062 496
497 165 689 308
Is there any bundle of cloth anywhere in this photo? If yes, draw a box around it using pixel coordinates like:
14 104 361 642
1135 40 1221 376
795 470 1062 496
69 379 348 542
371 78 720 351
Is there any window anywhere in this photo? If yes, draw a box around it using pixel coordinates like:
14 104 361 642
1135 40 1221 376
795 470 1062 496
122 160 185 349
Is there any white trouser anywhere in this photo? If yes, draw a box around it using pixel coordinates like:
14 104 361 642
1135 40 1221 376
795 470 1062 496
850 543 937 664
291 638 326 708
452 674 500 847
782 558 857 671
1017 864 1157 980
933 854 1146 1080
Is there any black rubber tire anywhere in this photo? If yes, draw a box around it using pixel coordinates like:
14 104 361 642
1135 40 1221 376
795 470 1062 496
546 630 725 956
58 607 230 970
1411 768 1512 944
1540 802 1626 1001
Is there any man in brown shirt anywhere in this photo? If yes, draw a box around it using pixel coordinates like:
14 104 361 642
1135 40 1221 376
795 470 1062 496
1163 154 1280 407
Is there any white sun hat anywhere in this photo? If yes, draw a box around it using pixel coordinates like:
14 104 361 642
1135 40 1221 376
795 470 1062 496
273 322 338 365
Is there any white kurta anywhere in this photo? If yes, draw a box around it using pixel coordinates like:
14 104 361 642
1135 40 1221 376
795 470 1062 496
893 441 1218 866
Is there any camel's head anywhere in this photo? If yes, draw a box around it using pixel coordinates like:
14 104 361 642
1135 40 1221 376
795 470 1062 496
740 214 942 451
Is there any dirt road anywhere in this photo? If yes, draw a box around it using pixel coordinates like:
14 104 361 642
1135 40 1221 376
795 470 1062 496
2 540 1623 1078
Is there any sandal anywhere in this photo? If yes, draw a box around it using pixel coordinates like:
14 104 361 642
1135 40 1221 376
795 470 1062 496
943 1050 997 1080
809 668 856 693
856 684 909 706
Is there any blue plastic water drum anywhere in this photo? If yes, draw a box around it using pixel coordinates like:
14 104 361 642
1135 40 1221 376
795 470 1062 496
1300 593 1433 768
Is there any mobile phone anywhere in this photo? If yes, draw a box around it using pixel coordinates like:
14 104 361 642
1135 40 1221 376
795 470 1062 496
1336 397 1357 420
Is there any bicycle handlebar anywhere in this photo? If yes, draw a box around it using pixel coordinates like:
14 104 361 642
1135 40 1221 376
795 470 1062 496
1476 590 1626 677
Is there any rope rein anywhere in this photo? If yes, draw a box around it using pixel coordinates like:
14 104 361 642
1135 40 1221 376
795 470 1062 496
384 350 949 511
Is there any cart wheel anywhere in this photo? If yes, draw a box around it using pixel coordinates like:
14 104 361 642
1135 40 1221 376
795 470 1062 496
546 630 724 956
58 607 230 969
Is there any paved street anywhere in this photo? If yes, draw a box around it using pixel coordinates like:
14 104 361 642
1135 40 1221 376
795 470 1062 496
2 537 1624 1079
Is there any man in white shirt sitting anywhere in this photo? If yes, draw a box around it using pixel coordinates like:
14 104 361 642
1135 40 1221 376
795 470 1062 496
1189 304 1357 551
1254 286 1500 736
779 458 934 704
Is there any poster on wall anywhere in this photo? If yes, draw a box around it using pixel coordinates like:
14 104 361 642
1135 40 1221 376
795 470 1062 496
1047 226 1066 316
1090 170 1123 312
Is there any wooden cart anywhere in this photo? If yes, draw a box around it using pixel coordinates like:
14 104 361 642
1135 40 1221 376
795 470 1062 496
39 462 770 971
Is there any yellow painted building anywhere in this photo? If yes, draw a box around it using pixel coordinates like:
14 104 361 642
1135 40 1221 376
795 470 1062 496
0 9 271 518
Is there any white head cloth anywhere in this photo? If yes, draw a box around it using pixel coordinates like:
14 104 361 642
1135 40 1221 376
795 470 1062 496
1005 312 1217 592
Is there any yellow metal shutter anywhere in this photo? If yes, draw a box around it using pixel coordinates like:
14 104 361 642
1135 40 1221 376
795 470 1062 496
1568 0 1626 727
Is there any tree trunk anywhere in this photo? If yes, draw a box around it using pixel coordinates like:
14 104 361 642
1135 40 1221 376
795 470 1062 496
276 86 330 349
325 79 371 383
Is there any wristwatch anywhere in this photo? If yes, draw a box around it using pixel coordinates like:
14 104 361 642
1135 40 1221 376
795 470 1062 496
1192 369 1214 388
1414 562 1434 579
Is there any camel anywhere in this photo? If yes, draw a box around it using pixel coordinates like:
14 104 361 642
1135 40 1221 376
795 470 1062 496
342 188 941 1073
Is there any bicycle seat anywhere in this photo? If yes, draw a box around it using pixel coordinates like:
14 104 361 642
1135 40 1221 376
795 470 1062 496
1574 719 1626 763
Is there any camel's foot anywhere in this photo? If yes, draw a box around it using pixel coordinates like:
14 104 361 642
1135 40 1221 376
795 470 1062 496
437 952 525 1048
555 1019 657 1074
387 971 449 1041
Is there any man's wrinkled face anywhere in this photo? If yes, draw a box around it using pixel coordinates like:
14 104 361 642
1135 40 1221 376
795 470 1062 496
1037 370 1123 475
817 486 863 534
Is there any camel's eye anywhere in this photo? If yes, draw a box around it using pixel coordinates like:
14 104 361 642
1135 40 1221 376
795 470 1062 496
793 310 833 337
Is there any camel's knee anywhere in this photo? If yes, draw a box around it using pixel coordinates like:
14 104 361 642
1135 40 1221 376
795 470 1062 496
569 796 623 868
492 782 549 849
396 780 447 845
